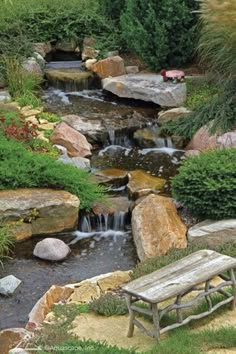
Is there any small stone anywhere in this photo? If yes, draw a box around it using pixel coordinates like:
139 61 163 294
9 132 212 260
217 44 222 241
58 155 91 170
126 66 139 74
85 59 97 70
33 238 71 261
0 90 11 103
20 106 42 118
0 275 22 296
158 107 191 125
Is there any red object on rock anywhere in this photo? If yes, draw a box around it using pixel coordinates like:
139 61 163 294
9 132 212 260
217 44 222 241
161 69 185 82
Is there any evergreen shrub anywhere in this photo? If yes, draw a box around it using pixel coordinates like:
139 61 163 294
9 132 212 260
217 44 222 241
0 136 104 209
171 148 236 219
120 0 199 70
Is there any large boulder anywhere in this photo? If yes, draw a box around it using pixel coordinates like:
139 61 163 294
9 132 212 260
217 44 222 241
188 219 236 247
0 275 22 296
91 56 126 79
127 170 166 200
0 189 80 241
0 328 29 354
132 194 187 260
33 238 70 261
102 74 187 107
186 126 236 151
50 122 92 158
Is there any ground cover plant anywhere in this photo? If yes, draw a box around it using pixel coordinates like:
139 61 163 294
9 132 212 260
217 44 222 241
89 293 128 316
0 135 104 209
171 148 236 219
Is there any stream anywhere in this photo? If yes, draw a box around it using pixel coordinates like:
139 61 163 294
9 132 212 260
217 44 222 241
0 61 184 330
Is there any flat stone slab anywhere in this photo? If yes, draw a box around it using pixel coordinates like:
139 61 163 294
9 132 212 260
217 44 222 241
0 275 22 296
102 74 186 107
188 219 236 247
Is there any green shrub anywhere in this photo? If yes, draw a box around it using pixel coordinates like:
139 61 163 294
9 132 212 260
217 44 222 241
0 0 117 57
132 243 236 280
171 149 236 219
120 0 199 70
89 294 128 316
0 223 15 262
0 136 104 209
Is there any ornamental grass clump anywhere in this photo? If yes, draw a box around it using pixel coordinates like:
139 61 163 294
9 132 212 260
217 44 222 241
89 294 128 316
171 148 236 220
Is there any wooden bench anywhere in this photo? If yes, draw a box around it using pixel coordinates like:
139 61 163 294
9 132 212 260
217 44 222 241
122 250 236 341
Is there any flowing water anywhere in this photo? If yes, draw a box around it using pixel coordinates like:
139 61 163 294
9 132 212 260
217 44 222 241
0 61 185 330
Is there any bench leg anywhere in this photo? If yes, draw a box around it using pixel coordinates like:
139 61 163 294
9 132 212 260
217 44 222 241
230 269 236 310
151 303 160 342
125 294 135 337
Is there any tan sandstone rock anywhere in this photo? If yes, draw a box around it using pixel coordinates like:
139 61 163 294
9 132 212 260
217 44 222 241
127 170 166 200
97 270 131 292
91 56 126 79
27 285 74 328
186 125 217 151
0 328 29 354
50 122 92 158
68 282 100 303
132 194 187 260
0 189 80 240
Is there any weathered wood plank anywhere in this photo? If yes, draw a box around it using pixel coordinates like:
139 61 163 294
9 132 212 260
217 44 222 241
123 250 236 303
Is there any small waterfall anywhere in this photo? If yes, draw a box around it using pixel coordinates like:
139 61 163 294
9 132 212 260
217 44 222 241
108 129 115 145
79 211 128 233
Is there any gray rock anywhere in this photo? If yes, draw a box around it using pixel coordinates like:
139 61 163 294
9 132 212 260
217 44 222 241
55 39 78 52
106 50 119 57
0 90 11 102
102 74 186 107
33 238 71 261
62 114 103 139
58 154 91 170
126 66 139 74
0 275 22 296
188 219 236 247
22 58 43 78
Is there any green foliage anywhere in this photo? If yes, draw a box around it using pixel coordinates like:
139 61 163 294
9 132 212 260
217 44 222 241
99 0 125 21
38 112 62 123
0 0 117 57
185 78 217 110
172 149 236 219
43 129 54 140
26 138 59 158
132 243 236 280
0 136 104 209
0 223 15 262
163 80 236 139
120 0 199 70
89 294 128 316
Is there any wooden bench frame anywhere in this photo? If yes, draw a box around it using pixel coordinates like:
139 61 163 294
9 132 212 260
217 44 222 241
122 250 236 341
